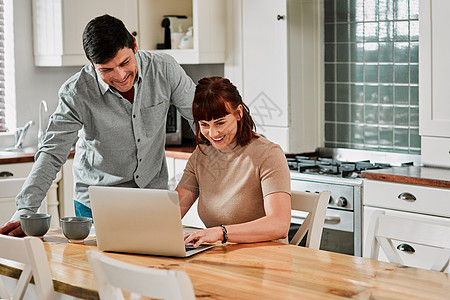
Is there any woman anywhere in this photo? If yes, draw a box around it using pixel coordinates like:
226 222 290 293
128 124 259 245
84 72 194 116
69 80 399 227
176 76 291 247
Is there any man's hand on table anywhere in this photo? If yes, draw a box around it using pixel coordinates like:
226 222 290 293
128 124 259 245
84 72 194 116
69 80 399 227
0 220 25 237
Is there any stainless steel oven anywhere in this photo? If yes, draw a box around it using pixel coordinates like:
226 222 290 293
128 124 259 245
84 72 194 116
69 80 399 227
289 173 362 256
287 148 421 257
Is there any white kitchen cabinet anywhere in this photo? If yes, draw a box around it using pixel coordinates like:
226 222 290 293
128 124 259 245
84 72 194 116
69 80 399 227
0 164 33 225
225 0 323 153
0 162 34 178
364 179 450 218
166 156 205 228
166 156 188 190
0 162 62 228
419 0 450 167
0 178 26 225
32 0 225 66
139 0 226 64
363 179 450 272
58 158 75 218
32 0 138 66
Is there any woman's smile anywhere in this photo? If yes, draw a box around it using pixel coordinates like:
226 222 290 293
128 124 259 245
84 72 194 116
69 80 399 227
211 136 224 142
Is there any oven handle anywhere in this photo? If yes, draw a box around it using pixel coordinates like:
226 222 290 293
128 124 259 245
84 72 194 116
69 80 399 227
291 211 341 224
324 216 341 224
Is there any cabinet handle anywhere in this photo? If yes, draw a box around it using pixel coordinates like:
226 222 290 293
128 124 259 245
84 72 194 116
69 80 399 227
397 192 416 202
324 216 340 224
397 243 415 253
0 171 14 177
277 15 285 21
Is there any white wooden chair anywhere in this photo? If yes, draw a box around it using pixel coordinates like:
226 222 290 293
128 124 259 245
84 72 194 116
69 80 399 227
364 210 450 273
86 250 196 300
0 235 55 300
289 190 331 249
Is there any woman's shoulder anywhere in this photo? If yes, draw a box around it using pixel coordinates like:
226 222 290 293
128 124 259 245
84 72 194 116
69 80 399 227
190 144 215 159
248 136 284 153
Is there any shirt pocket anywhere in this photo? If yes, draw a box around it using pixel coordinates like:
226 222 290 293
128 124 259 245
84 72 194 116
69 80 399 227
140 102 168 137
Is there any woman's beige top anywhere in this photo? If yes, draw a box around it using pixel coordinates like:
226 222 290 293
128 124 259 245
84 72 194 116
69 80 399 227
178 136 291 228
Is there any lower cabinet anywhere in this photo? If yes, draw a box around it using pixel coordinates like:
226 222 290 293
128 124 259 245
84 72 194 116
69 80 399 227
58 158 75 218
363 179 450 272
166 156 205 229
0 162 61 227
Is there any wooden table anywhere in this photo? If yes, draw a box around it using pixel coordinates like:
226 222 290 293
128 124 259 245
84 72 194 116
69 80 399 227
1 230 449 299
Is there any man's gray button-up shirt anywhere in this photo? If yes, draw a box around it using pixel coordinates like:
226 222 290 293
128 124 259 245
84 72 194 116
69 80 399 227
13 51 195 219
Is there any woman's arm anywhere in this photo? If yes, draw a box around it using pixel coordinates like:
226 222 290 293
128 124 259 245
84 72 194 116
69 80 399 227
176 186 198 218
183 191 291 247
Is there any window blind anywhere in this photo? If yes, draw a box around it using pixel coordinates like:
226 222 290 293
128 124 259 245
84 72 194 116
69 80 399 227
0 0 5 132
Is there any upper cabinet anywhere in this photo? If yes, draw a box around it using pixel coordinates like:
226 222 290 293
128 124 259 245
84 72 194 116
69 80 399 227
32 0 226 66
226 0 323 153
419 0 450 167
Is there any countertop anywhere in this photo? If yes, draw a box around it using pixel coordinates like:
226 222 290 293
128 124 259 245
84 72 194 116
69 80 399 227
361 166 450 189
1 229 449 299
0 143 196 165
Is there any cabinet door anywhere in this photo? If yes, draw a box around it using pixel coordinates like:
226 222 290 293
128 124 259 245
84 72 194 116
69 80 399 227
242 0 288 127
62 0 138 57
419 0 450 137
58 158 75 218
0 178 26 225
33 0 138 66
363 179 450 218
0 162 34 178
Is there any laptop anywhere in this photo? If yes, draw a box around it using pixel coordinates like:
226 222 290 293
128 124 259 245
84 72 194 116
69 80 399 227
88 186 214 257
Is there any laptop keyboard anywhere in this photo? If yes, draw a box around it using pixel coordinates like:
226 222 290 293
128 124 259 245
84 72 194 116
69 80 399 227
185 245 196 251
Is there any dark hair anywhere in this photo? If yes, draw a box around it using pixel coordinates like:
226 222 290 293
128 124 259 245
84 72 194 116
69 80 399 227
82 14 135 64
193 76 258 147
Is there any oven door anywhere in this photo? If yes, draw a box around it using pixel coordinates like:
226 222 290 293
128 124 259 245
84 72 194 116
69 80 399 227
290 208 355 255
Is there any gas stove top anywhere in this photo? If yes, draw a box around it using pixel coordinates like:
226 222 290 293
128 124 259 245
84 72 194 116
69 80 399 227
287 155 413 179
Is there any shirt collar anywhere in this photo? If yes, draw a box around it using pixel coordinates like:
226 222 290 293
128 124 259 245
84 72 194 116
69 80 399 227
217 140 239 153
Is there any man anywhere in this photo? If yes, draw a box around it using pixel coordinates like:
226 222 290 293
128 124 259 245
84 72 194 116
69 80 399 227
0 14 195 236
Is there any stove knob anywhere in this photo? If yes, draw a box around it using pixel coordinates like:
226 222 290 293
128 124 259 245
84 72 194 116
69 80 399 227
336 197 348 207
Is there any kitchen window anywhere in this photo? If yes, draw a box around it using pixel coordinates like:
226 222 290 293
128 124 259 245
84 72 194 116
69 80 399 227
324 0 420 154
0 0 6 132
0 0 16 133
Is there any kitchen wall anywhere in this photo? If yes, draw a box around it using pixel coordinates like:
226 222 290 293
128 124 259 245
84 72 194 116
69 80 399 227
12 0 223 148
324 0 420 154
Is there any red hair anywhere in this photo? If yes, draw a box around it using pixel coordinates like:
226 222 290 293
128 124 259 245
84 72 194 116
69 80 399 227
192 76 258 147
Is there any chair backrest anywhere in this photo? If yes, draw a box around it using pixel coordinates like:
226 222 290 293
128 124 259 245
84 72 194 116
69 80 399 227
364 210 450 273
0 178 26 225
0 235 55 300
86 250 196 300
289 190 331 249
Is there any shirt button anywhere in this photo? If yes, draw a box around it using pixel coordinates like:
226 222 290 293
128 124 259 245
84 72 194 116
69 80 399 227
136 175 139 179
139 158 142 162
137 139 140 142
133 115 136 118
